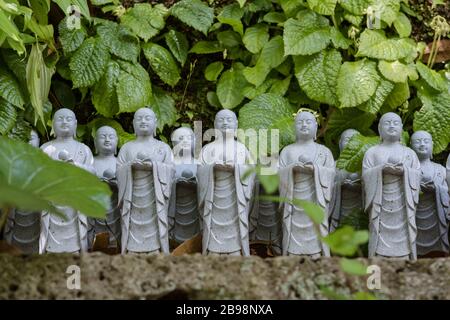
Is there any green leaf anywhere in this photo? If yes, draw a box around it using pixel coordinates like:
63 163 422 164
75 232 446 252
357 30 416 61
26 44 55 126
377 0 401 26
256 168 279 194
343 12 363 25
217 66 249 109
283 13 331 56
414 89 450 153
142 42 180 87
292 199 325 224
307 0 337 15
394 12 412 37
330 27 352 50
205 61 224 81
238 93 296 150
149 86 178 130
263 12 286 24
0 98 17 135
58 17 87 54
69 37 110 88
218 3 244 36
357 78 394 114
217 30 241 48
294 49 341 105
96 21 140 63
243 35 285 87
279 0 305 17
87 117 134 148
339 0 372 15
120 3 166 42
378 60 417 83
242 78 276 100
322 225 369 256
7 117 32 142
340 258 367 275
92 60 120 117
0 137 111 218
29 0 50 25
337 60 379 108
165 30 189 66
116 60 152 113
0 66 25 108
1 50 27 88
52 0 91 20
170 0 215 35
269 76 291 96
190 41 223 54
384 82 409 109
416 61 447 91
336 133 379 173
243 24 269 54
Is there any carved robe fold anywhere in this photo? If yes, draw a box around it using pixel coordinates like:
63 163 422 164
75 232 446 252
117 141 174 254
279 144 335 256
5 209 40 254
362 146 420 260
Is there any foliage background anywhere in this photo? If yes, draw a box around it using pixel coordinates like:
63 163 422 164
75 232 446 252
0 0 449 170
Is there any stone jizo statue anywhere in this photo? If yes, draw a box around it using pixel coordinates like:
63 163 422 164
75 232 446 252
40 108 94 253
411 131 449 256
329 129 363 232
5 130 41 253
362 112 421 260
446 155 450 192
117 107 174 254
168 127 201 244
198 109 255 256
89 126 121 249
279 111 335 258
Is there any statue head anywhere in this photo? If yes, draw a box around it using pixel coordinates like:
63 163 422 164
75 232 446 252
29 130 40 148
95 126 118 156
411 130 433 160
214 109 238 137
171 127 194 157
133 107 157 137
339 129 359 152
295 111 317 141
378 112 402 143
53 108 77 138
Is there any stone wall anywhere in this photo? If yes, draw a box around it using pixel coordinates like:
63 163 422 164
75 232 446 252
1 253 449 299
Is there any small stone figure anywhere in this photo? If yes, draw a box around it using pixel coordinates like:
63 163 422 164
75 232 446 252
329 129 363 232
40 108 94 253
89 126 121 249
168 127 201 244
4 130 41 253
362 112 421 260
279 111 335 258
117 108 174 254
410 131 449 256
198 109 255 256
249 172 282 255
446 155 450 191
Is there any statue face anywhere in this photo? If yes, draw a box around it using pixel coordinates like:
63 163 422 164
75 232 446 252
411 131 432 159
214 110 238 134
295 112 317 141
171 127 194 152
379 113 402 142
29 130 40 148
339 129 358 152
95 126 118 155
133 108 156 137
53 108 77 138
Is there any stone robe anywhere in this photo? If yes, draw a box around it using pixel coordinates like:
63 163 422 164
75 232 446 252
279 144 335 256
117 140 174 254
40 141 94 253
362 145 420 260
5 209 40 254
197 140 255 256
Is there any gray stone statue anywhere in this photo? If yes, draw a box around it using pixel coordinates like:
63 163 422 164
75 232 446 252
411 131 449 256
4 130 41 253
168 127 201 243
447 155 450 192
249 171 282 255
362 112 421 260
279 111 335 258
40 108 94 253
198 109 255 256
89 126 121 249
116 107 174 254
329 129 363 232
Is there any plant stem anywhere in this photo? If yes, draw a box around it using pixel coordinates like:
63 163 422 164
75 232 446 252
0 207 11 234
427 32 439 67
430 34 441 68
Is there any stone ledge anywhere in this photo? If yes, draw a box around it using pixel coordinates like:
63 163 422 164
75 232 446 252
0 253 449 299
